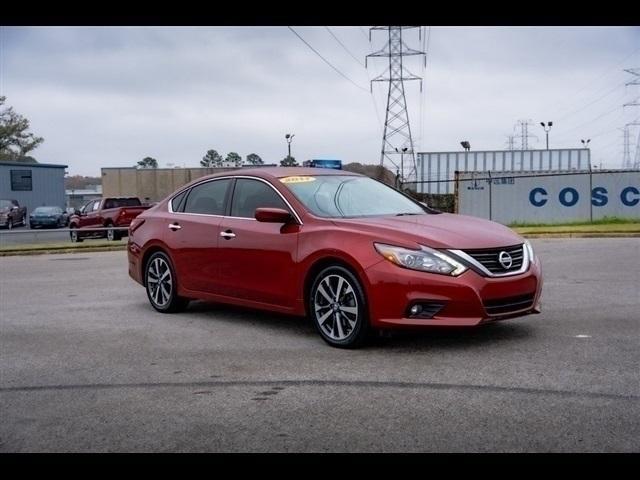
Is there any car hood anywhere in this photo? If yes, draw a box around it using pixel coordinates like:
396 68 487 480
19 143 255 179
331 212 524 250
0 207 10 214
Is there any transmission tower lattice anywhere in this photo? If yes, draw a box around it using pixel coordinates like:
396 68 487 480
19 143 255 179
622 68 640 168
366 26 426 183
514 120 538 151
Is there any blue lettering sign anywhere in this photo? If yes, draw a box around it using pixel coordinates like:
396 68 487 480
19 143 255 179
559 187 579 207
591 187 608 207
620 186 640 207
529 188 547 207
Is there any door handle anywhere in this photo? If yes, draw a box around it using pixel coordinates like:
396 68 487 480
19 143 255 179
168 223 182 231
220 230 236 239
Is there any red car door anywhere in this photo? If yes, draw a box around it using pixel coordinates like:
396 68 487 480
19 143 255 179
217 178 300 307
79 199 102 231
163 178 232 294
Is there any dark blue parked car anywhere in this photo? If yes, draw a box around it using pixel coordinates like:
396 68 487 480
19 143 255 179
29 206 69 228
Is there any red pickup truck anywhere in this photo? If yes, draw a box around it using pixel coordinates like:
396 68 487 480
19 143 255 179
69 197 151 242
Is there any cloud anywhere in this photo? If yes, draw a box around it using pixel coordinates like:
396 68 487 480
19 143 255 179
2 26 639 176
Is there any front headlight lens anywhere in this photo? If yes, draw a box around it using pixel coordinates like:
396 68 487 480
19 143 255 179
524 240 535 261
374 243 468 276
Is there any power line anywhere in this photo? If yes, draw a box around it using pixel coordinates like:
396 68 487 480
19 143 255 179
549 45 640 116
324 27 366 67
358 26 370 42
555 102 624 141
555 81 626 122
287 26 368 92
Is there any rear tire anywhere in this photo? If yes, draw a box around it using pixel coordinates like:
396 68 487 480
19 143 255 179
309 265 370 349
145 251 189 313
70 226 83 243
106 223 122 241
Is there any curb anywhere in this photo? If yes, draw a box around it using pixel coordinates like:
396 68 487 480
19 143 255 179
520 232 640 239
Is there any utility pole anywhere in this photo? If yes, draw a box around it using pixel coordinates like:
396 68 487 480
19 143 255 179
367 26 426 183
622 122 640 169
622 68 639 168
514 119 538 150
504 135 516 151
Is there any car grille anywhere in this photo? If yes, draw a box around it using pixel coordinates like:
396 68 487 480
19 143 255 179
483 293 535 316
463 244 524 274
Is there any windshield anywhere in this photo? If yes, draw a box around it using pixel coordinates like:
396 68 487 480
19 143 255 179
33 207 61 214
280 175 426 218
0 200 14 209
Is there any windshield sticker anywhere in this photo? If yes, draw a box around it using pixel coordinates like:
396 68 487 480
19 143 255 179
280 176 316 184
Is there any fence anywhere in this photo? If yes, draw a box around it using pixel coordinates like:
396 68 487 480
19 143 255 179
403 169 640 224
415 149 591 194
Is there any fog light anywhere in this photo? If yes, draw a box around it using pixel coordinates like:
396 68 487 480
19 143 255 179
407 301 445 319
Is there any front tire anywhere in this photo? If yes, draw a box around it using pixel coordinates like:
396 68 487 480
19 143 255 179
309 265 370 348
145 251 189 313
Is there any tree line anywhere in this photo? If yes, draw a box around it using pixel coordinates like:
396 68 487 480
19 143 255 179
0 96 43 163
137 151 299 169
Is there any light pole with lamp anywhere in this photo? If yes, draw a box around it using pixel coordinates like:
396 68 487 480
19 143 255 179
395 147 408 184
540 122 553 150
285 133 295 162
581 139 591 148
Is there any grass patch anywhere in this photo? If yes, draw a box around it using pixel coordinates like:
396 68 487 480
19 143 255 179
512 223 640 234
508 216 639 228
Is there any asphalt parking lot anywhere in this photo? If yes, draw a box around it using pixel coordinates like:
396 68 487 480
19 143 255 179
0 238 638 452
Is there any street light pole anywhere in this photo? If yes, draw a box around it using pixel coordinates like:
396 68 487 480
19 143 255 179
285 133 295 161
540 122 553 150
395 147 408 184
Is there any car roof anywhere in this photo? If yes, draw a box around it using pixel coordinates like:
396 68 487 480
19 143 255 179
175 167 363 192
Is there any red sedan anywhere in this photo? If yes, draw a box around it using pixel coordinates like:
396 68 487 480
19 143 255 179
128 167 542 348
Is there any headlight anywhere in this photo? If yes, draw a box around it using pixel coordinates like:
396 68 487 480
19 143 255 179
374 243 468 276
524 240 535 261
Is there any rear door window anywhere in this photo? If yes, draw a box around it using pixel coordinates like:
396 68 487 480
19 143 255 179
183 179 231 215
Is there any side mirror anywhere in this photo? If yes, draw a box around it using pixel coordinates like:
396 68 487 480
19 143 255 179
255 207 293 224
74 209 81 216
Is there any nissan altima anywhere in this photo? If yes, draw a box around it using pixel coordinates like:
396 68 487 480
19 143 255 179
127 168 542 348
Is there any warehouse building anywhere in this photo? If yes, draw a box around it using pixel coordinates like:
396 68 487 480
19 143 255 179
102 164 277 201
0 161 67 214
413 148 591 194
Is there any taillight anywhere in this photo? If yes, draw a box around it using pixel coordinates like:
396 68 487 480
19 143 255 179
129 218 145 233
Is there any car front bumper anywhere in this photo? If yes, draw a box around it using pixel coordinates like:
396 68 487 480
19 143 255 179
30 218 59 226
364 255 543 328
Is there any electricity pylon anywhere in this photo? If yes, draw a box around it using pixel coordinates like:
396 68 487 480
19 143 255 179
366 26 426 183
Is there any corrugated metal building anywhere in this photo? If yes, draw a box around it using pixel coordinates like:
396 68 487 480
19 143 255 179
0 161 68 214
414 148 591 194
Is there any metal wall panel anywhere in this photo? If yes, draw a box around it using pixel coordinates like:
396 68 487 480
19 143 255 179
415 149 591 194
0 164 66 214
456 170 640 224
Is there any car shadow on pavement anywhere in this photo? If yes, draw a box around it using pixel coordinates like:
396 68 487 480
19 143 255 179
183 300 536 351
185 300 318 335
369 321 536 351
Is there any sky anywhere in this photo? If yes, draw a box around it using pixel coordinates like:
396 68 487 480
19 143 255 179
1 26 639 177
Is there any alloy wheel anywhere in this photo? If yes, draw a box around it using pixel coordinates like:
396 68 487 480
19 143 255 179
147 257 173 308
313 273 359 342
